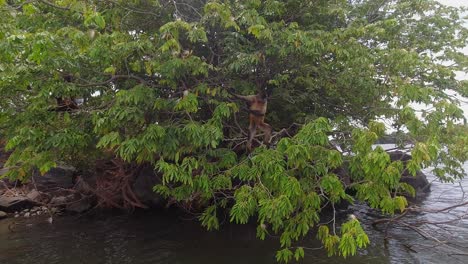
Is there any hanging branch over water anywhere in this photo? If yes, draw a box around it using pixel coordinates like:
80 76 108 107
372 193 468 257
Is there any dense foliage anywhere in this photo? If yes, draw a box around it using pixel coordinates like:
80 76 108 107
1 0 467 261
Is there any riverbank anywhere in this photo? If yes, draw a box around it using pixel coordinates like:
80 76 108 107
1 164 467 264
1 194 467 264
0 149 432 223
0 174 91 221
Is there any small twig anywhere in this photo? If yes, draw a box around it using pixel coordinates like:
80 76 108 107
372 210 409 227
1 180 18 196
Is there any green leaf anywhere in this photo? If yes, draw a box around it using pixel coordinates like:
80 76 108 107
294 247 305 261
276 248 293 263
39 161 57 175
248 24 265 38
199 205 219 231
94 13 106 29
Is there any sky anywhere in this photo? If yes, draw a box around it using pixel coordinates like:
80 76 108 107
440 0 468 79
433 0 468 119
438 0 468 8
379 0 468 129
438 0 468 80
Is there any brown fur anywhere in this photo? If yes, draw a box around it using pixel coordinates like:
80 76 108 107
55 97 79 111
53 73 79 112
232 93 272 152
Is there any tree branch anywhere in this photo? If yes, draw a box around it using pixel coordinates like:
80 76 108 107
38 0 71 11
75 74 149 87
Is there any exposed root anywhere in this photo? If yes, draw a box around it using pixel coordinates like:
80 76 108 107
94 159 147 210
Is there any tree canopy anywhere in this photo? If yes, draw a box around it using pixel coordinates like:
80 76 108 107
1 0 467 261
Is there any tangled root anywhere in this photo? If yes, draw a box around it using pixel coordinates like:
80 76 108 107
94 159 147 210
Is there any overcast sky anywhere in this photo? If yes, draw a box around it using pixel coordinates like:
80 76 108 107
438 0 468 8
435 0 467 118
439 0 468 80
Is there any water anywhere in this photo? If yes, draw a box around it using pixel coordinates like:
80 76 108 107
0 211 388 264
1 164 467 264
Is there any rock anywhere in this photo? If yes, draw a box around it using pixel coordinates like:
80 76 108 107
31 206 39 212
50 196 68 206
32 166 76 191
388 151 431 197
333 163 351 186
74 176 95 194
401 170 431 194
24 212 30 218
0 196 37 212
0 211 7 219
23 209 30 212
14 214 19 218
132 165 164 207
0 167 10 177
31 213 36 216
388 151 413 163
26 190 41 201
66 195 91 213
36 211 42 215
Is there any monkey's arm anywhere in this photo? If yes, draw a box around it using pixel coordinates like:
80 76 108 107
234 94 257 102
228 89 256 103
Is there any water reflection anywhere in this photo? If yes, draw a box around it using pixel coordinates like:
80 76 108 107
0 210 391 264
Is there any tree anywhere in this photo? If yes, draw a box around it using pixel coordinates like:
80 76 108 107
0 0 467 261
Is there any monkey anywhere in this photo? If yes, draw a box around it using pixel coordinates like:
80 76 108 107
50 73 81 112
230 89 272 152
54 97 79 111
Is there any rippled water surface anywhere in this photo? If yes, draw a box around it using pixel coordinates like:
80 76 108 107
1 163 467 264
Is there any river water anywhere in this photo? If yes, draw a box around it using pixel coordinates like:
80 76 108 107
1 164 467 264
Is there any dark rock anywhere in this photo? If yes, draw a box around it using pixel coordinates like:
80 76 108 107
0 211 7 219
50 196 68 206
66 195 91 213
32 166 76 191
333 163 351 187
0 196 38 212
401 170 431 193
26 190 41 201
132 165 164 207
74 176 95 194
388 151 431 196
388 151 413 163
